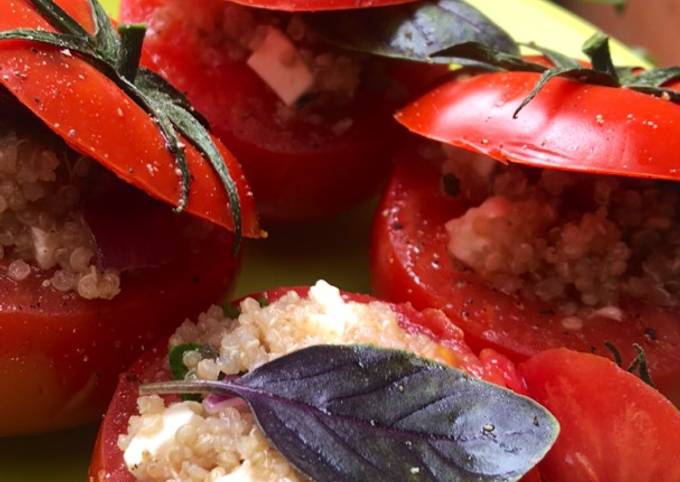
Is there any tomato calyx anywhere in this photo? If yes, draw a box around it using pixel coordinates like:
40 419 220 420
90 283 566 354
0 0 245 249
604 342 655 388
430 32 680 116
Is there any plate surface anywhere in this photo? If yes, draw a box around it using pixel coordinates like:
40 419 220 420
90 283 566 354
0 1 645 480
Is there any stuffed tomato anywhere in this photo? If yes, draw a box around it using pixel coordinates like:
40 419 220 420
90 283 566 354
90 283 680 482
0 0 260 434
118 0 452 223
372 57 680 404
88 280 562 482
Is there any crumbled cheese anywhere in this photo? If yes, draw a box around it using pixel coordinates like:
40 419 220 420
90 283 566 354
308 280 357 338
124 402 201 471
445 195 511 269
246 26 314 106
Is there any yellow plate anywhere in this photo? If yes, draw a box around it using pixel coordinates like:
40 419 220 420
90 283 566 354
0 1 646 481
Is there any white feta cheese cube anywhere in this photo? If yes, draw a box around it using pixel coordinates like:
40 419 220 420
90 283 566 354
124 402 200 470
246 27 314 106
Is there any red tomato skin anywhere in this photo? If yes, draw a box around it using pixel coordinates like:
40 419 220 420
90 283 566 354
396 71 680 183
0 223 238 436
0 0 260 236
521 349 680 482
370 149 680 404
120 0 410 223
221 0 417 11
88 286 508 481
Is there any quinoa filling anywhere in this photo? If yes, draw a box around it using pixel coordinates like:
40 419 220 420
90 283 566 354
0 123 120 300
146 0 369 133
442 146 680 315
119 281 458 482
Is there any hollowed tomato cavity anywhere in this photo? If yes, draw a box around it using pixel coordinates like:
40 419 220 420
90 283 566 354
0 117 121 299
122 0 419 222
441 144 680 320
0 113 220 301
141 0 376 141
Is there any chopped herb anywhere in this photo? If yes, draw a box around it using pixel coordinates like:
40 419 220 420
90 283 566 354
168 342 217 380
222 302 241 319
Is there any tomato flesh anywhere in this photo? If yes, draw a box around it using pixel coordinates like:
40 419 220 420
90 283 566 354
88 286 515 480
521 349 680 482
0 185 239 435
0 0 260 236
371 150 680 404
120 0 410 223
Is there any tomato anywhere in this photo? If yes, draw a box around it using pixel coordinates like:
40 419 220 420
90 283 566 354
521 349 680 482
396 70 680 183
0 0 260 235
119 0 420 223
0 0 261 435
220 0 417 11
370 149 680 404
88 286 520 481
0 184 239 435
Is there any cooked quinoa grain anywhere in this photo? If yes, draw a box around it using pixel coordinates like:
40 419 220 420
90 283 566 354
120 281 458 481
0 126 120 299
443 147 680 313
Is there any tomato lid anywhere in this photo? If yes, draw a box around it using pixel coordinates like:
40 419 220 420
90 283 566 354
0 0 261 238
396 64 680 182
223 0 417 11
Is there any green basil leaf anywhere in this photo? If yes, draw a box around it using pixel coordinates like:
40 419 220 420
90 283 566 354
144 344 559 482
305 0 518 65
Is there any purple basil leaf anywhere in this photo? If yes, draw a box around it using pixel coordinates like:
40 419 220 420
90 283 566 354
305 0 518 65
232 345 558 482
